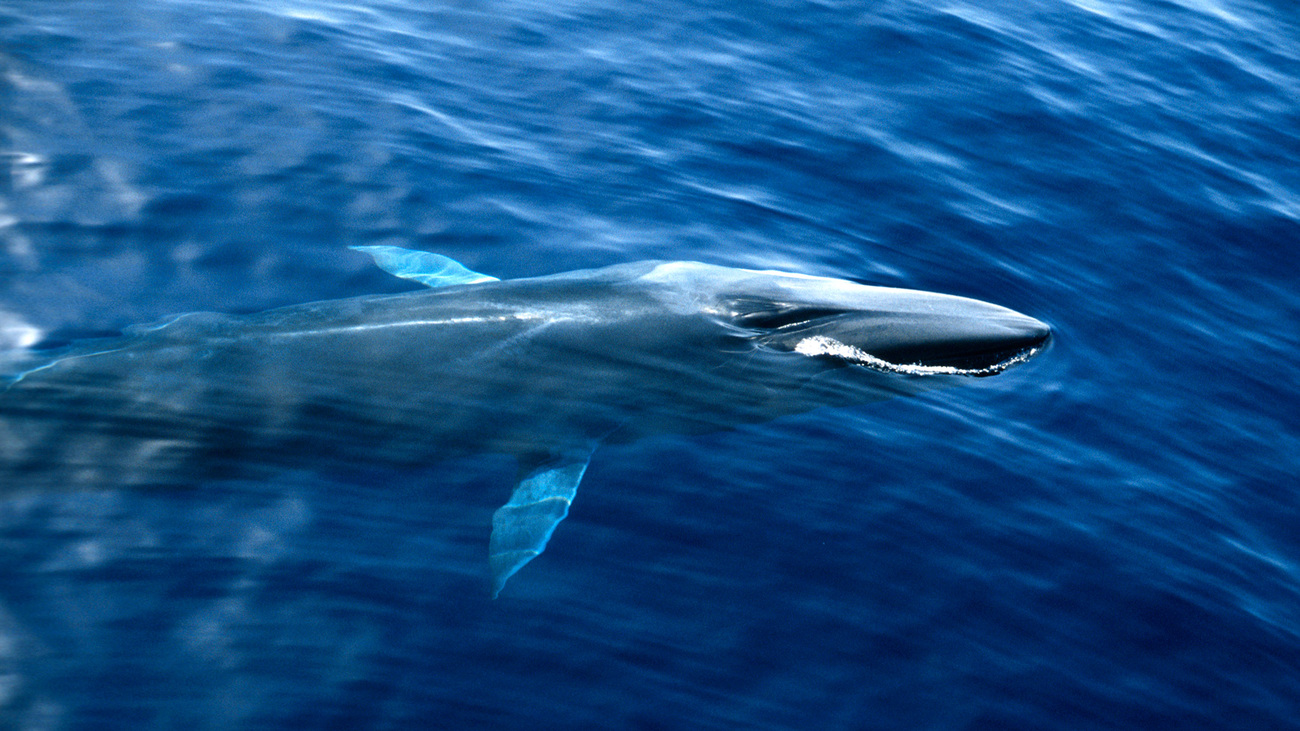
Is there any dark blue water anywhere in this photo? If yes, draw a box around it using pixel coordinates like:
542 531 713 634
2 0 1298 728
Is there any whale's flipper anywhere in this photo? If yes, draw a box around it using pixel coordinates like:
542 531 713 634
489 450 592 598
350 245 499 288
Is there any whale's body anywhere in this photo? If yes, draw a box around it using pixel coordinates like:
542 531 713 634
0 248 1050 595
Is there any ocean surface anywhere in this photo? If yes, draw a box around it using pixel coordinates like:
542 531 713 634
1 0 1298 728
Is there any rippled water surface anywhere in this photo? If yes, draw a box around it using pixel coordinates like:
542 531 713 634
2 0 1298 728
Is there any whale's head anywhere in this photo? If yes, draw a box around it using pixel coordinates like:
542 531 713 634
639 261 1051 378
347 248 1050 381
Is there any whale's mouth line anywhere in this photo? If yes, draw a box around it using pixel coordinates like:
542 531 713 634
793 335 1043 377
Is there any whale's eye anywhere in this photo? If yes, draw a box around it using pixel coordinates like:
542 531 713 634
726 299 850 330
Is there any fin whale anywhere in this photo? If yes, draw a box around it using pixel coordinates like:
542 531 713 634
0 247 1050 596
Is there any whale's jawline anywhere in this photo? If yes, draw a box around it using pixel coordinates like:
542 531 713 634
793 335 1045 377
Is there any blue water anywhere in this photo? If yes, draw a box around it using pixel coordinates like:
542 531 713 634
2 0 1298 728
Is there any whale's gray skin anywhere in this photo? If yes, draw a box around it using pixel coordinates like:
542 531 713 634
0 248 1050 595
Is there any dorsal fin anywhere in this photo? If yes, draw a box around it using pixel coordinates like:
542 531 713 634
350 245 499 288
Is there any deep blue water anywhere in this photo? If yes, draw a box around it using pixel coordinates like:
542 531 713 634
2 0 1299 728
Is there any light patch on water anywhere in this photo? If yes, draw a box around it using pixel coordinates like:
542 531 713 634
794 335 1042 377
385 92 557 170
1 187 36 265
5 151 46 189
1172 0 1249 27
94 159 146 219
1065 0 1166 37
0 311 41 351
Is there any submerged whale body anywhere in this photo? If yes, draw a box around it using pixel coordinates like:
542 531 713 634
0 247 1050 595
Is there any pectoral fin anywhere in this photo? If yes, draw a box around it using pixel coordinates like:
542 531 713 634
489 451 592 598
350 245 499 288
